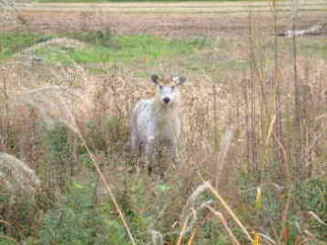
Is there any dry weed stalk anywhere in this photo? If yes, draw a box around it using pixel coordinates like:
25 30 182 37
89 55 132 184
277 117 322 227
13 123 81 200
204 180 254 243
290 0 305 179
278 186 293 243
179 201 212 242
187 230 197 245
215 125 235 187
179 179 256 244
176 214 191 245
246 11 259 173
176 182 212 244
271 0 286 176
205 204 241 245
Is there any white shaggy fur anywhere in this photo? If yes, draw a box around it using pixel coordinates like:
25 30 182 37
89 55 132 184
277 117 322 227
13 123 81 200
130 74 186 174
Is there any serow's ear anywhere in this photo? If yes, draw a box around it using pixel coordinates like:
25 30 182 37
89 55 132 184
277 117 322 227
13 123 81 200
176 76 186 86
151 74 159 84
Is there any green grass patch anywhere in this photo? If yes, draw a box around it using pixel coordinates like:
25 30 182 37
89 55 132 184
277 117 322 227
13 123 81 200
72 35 207 63
0 31 209 66
64 30 114 47
36 33 209 65
35 46 77 65
0 32 49 61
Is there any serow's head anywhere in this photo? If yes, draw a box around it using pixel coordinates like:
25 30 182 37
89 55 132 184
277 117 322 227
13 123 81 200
151 74 187 106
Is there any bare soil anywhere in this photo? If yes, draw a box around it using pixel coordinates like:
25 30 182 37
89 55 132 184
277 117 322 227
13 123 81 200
15 9 327 38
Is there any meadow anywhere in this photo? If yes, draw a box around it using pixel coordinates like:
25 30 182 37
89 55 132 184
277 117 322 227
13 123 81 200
0 3 326 245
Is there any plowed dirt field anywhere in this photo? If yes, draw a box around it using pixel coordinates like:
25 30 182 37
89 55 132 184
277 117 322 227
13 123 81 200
16 1 327 37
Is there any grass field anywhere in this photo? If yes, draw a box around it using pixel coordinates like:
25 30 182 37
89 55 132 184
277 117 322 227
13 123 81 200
35 0 269 3
1 31 325 68
0 4 327 245
0 31 209 66
18 1 327 15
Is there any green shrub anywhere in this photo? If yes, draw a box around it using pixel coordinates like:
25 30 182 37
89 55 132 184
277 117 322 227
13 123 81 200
39 181 130 244
0 188 39 242
295 178 327 240
40 124 75 189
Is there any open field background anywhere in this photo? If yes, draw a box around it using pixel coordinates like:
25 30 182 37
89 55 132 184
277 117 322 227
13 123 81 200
16 0 327 12
1 0 327 244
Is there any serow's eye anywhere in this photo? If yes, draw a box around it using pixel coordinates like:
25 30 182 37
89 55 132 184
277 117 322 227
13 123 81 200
159 85 163 89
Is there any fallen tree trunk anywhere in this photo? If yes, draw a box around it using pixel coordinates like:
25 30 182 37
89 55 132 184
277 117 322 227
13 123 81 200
278 22 327 37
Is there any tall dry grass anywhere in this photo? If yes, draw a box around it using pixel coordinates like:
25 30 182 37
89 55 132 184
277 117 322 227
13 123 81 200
0 2 326 244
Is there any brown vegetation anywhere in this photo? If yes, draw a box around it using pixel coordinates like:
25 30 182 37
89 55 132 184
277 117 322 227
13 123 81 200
0 3 326 244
